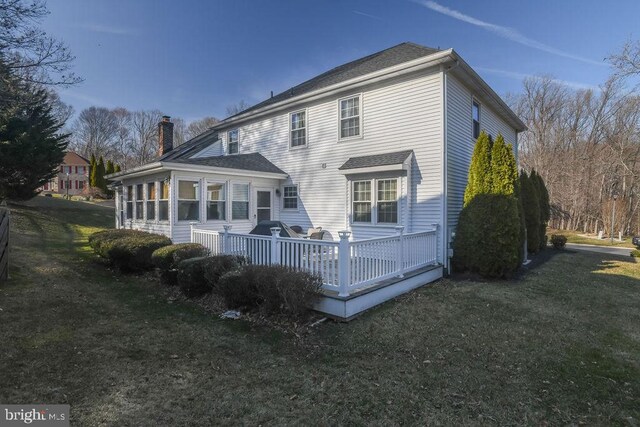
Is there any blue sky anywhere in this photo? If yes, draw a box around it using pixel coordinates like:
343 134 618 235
43 0 639 121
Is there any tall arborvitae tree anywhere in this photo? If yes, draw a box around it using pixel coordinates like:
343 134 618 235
0 62 69 200
521 171 541 253
96 156 106 193
89 154 97 187
531 170 550 250
114 164 122 173
105 160 115 197
490 134 518 196
463 131 493 207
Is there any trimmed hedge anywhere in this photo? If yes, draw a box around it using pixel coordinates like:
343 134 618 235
88 229 171 271
152 243 209 285
176 255 246 298
216 265 322 318
550 234 567 249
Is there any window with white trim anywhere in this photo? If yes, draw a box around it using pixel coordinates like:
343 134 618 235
351 178 400 225
228 129 239 154
340 95 361 139
283 185 298 209
352 181 372 223
126 185 133 220
146 182 156 221
177 180 200 221
159 180 169 221
135 184 143 220
206 182 226 221
472 101 480 139
231 183 249 220
290 111 306 147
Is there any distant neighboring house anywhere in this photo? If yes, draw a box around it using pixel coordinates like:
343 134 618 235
106 42 525 317
41 152 90 196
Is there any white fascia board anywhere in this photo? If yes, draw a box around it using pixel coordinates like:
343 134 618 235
339 163 407 175
213 50 455 129
162 162 288 180
105 162 164 181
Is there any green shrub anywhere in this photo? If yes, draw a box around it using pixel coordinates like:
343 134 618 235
89 229 171 271
630 249 640 258
203 255 247 288
453 194 520 277
550 234 567 249
152 243 209 285
217 265 323 318
176 255 245 297
520 171 541 254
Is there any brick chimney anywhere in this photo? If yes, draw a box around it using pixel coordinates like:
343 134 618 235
158 115 174 156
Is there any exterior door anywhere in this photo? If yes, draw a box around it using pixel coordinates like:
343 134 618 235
254 189 272 224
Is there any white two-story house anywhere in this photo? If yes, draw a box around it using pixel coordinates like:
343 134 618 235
107 42 525 286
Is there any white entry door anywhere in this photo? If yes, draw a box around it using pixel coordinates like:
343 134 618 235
254 188 272 224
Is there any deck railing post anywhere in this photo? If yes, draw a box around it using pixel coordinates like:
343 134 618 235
189 221 197 243
222 224 232 254
270 227 281 265
337 230 351 297
395 226 405 278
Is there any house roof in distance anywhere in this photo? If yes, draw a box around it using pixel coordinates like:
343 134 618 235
339 150 414 171
228 43 440 118
63 152 90 165
169 152 285 175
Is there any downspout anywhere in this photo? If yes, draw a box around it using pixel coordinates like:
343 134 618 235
442 60 460 274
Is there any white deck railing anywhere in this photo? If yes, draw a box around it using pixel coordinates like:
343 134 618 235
191 225 438 297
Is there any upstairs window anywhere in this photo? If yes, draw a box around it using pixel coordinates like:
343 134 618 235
232 183 249 220
283 185 298 209
207 183 226 221
177 180 200 221
352 181 372 223
159 181 169 221
228 129 239 154
340 95 361 139
146 182 156 221
135 184 144 220
472 101 480 140
290 111 306 147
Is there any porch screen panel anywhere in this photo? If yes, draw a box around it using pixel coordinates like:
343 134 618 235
126 185 133 220
177 180 199 221
232 184 249 220
135 184 143 220
146 182 156 220
207 183 226 220
159 180 169 221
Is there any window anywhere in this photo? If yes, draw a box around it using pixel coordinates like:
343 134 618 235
232 183 249 220
472 101 480 139
159 180 169 221
340 95 361 139
206 183 226 220
228 129 239 154
283 185 298 209
135 184 144 220
352 181 372 223
290 111 306 147
377 180 398 224
126 185 133 219
78 180 84 190
146 182 156 221
177 180 200 221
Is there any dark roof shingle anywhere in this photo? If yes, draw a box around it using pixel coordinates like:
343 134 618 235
227 43 439 118
339 150 414 170
168 152 285 175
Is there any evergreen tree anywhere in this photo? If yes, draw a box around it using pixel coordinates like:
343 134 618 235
105 160 114 175
114 164 122 173
0 62 68 200
531 170 550 250
489 134 518 196
96 156 106 193
520 171 541 253
514 173 527 264
89 154 97 187
463 131 492 206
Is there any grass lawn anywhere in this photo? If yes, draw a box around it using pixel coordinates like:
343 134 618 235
1 196 639 425
549 228 636 249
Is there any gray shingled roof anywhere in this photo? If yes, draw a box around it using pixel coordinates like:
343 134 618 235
158 132 219 161
169 152 285 175
227 43 439 118
339 150 413 170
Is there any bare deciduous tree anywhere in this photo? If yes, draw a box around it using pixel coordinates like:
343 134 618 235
226 100 250 116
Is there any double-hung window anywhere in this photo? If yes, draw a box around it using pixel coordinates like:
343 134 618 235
135 184 144 220
472 101 480 140
283 185 298 209
228 129 239 154
126 185 133 219
158 180 169 221
146 182 156 221
352 181 372 223
232 183 249 220
351 179 399 224
340 95 361 139
290 111 306 147
177 180 200 221
207 183 226 220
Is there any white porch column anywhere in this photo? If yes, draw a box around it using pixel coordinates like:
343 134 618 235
338 230 351 297
270 227 281 265
189 221 197 243
395 225 405 278
222 224 232 254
